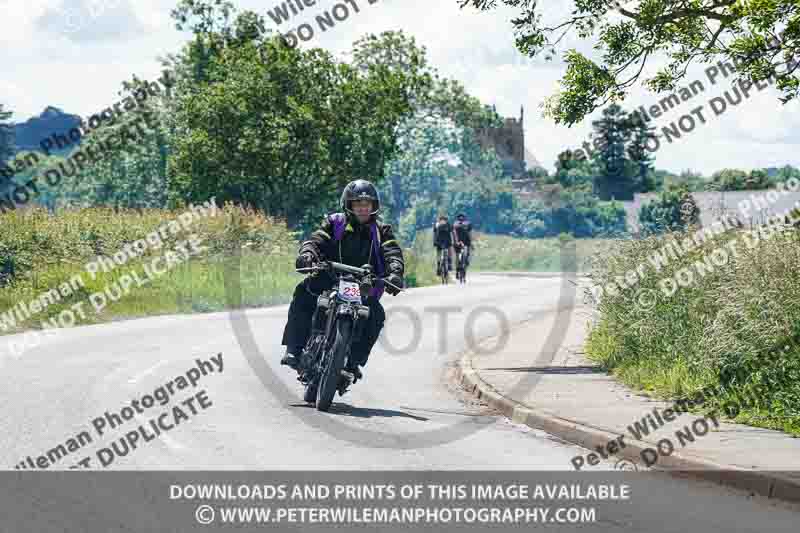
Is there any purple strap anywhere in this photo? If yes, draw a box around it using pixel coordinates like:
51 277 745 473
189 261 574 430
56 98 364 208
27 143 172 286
329 213 347 241
327 213 385 301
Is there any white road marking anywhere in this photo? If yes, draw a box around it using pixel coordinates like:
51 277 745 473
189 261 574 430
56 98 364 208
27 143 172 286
128 360 168 384
133 413 187 451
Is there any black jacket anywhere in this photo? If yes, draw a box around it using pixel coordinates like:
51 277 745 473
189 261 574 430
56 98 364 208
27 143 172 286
299 213 404 279
433 221 452 247
453 220 472 245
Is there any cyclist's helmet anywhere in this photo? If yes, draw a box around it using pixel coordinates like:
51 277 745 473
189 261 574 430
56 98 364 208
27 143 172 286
341 180 380 218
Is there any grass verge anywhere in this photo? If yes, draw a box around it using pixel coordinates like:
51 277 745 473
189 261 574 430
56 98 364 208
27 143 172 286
585 223 800 435
0 206 443 337
410 231 609 275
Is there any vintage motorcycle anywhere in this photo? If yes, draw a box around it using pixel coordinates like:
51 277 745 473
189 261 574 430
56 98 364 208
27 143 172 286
294 261 403 412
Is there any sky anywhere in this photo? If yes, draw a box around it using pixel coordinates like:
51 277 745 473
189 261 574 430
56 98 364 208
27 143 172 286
1 0 799 175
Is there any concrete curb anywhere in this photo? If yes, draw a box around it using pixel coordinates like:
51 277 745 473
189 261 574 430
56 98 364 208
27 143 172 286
453 346 800 504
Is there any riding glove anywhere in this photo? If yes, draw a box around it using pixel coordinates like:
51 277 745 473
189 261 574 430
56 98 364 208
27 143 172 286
295 253 316 270
385 273 404 295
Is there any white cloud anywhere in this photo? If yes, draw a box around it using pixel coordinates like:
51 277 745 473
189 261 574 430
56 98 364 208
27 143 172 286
34 0 146 42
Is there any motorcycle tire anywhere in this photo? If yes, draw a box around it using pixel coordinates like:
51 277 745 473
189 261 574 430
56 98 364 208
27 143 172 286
316 318 353 412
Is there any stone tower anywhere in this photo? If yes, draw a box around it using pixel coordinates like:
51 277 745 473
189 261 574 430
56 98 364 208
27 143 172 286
477 105 527 177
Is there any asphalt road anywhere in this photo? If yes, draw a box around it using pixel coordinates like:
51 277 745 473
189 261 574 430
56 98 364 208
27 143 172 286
1 273 798 531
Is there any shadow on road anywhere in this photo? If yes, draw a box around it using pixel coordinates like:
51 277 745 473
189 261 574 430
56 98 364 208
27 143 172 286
289 403 430 421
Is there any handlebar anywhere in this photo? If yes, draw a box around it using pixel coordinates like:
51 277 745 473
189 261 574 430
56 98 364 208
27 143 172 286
296 261 405 292
295 260 367 276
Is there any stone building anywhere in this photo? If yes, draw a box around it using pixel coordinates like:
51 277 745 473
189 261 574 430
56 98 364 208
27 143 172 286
476 105 543 195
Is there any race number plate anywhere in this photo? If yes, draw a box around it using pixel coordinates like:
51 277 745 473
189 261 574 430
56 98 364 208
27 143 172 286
338 280 361 302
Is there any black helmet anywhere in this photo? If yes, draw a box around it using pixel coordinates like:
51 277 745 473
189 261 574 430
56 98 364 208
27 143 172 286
341 179 380 217
456 213 466 220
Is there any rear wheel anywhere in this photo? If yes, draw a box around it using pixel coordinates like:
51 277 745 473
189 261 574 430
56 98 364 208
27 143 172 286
316 318 352 412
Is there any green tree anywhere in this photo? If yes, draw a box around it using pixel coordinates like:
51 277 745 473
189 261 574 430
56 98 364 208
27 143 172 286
548 188 628 237
710 168 750 190
746 169 771 189
591 104 636 200
525 165 550 181
639 186 700 235
447 155 513 231
5 150 69 210
626 115 658 192
383 116 459 224
167 5 423 227
389 121 508 239
666 169 707 191
1 104 15 198
551 149 596 191
51 76 172 209
0 104 13 165
555 149 580 174
459 1 800 125
351 31 498 133
352 31 500 223
775 164 800 184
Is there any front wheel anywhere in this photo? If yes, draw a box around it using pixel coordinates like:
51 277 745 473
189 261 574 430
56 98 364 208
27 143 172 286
316 318 352 412
304 382 318 403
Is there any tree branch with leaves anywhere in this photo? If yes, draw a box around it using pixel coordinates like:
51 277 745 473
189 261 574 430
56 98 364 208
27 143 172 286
459 0 800 125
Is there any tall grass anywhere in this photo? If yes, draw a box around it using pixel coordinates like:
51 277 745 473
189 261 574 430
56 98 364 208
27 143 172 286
0 205 305 332
586 224 800 435
0 206 445 334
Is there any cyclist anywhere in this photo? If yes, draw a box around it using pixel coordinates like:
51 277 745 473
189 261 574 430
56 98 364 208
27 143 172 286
433 214 453 275
452 213 473 269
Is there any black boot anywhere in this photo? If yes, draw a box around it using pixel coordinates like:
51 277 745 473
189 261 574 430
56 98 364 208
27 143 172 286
281 347 303 370
343 362 363 383
337 363 362 396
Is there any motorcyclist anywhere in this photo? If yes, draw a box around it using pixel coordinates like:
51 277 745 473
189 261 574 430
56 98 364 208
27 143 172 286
433 214 453 275
280 180 404 383
452 213 473 268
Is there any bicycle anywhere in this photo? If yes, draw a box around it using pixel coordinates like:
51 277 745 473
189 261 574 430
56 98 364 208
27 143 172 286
455 244 468 284
437 247 449 285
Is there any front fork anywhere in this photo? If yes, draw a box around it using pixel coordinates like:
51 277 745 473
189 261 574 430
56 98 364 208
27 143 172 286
313 294 370 368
